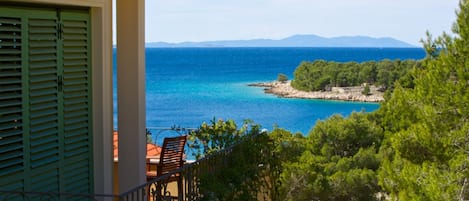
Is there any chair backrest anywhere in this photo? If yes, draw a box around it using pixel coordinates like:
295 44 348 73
158 135 187 176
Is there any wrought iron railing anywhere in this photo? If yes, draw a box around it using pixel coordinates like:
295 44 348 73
0 131 277 201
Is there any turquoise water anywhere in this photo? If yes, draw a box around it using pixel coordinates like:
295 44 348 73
114 47 426 136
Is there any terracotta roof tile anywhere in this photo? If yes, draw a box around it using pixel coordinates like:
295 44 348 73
113 131 162 158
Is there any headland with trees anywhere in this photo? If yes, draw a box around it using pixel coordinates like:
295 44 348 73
250 59 422 102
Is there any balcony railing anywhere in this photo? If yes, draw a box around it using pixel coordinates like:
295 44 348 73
0 131 278 201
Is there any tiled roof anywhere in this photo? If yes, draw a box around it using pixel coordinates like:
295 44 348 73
113 131 162 158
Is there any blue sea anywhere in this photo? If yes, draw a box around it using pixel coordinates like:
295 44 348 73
114 47 425 139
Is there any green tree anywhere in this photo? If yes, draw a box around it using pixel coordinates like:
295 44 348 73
359 61 378 84
188 118 258 159
378 1 469 200
277 73 289 83
278 112 384 201
362 84 371 95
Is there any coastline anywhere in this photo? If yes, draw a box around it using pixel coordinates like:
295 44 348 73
248 81 384 102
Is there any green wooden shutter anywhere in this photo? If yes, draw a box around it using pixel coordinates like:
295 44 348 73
61 10 93 194
28 12 61 192
0 15 24 190
0 7 92 195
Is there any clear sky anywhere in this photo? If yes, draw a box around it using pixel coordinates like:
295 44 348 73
117 0 461 46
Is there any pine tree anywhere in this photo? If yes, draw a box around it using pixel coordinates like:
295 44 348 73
378 1 469 200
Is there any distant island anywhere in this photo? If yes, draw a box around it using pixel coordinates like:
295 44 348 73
146 34 416 48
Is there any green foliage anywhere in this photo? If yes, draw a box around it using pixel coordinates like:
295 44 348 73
290 59 420 92
188 118 259 159
310 113 384 158
190 119 278 201
377 1 469 199
269 127 307 164
362 84 371 95
277 112 384 201
277 73 289 82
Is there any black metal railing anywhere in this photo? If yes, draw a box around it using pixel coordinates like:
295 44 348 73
0 131 277 201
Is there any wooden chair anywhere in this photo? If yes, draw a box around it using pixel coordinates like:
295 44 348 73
147 135 187 201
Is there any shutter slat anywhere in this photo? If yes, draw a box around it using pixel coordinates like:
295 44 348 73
64 121 87 131
29 35 56 41
65 134 87 145
30 109 58 120
0 26 21 32
30 123 58 134
0 71 21 77
63 60 87 67
29 19 56 27
0 133 22 145
0 77 21 85
0 17 21 24
64 54 87 60
30 94 57 105
29 48 57 55
30 54 57 62
0 58 20 62
63 41 88 47
29 27 56 34
0 34 22 39
63 47 87 53
29 60 57 68
30 87 57 97
0 89 21 97
0 41 22 46
63 34 87 40
0 49 21 54
31 116 58 128
29 68 57 76
0 112 21 123
29 41 56 48
62 97 86 105
31 139 58 153
0 107 22 116
0 63 21 69
64 129 87 139
0 146 23 160
63 20 86 27
31 155 59 168
29 75 56 84
0 120 22 131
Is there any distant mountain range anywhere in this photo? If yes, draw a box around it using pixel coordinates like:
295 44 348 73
146 34 416 48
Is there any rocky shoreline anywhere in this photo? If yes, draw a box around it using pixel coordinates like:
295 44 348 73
248 81 384 102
